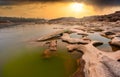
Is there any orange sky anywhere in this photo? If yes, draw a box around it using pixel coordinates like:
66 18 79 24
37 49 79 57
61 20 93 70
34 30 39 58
0 2 119 19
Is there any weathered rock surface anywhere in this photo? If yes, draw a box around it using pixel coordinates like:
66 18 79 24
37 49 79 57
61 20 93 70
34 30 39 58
61 33 90 44
37 29 70 41
101 27 120 39
110 37 120 47
67 41 120 77
71 58 85 77
48 40 57 51
43 40 57 58
34 12 120 77
70 28 88 36
101 56 120 77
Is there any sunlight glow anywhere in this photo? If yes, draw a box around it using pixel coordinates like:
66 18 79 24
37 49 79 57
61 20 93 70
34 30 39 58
70 2 84 12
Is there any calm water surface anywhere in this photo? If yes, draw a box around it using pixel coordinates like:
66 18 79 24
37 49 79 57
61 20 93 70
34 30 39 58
0 24 119 77
0 24 78 77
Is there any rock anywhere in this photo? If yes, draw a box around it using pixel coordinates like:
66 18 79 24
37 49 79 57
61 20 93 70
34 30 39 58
37 29 71 41
110 37 120 47
101 56 120 77
91 27 104 32
67 40 120 77
110 28 120 33
105 31 115 35
101 27 120 39
116 33 120 37
67 41 103 52
43 49 51 58
70 28 88 36
61 33 90 44
48 40 57 51
71 58 85 77
53 27 64 29
43 40 57 58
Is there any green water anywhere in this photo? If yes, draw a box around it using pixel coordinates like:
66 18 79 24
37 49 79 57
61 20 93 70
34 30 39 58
0 24 78 77
0 24 120 77
3 47 77 77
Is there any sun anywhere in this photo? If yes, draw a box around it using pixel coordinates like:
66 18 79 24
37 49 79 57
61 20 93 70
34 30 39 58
70 2 84 12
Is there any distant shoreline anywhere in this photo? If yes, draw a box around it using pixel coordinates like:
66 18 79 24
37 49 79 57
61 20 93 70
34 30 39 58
0 10 119 28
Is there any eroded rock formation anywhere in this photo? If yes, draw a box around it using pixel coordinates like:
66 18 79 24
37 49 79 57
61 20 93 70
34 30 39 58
61 33 90 44
67 41 120 77
43 40 57 58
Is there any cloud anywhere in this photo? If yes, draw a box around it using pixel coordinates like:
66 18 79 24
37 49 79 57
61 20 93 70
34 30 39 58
79 0 120 7
0 0 120 7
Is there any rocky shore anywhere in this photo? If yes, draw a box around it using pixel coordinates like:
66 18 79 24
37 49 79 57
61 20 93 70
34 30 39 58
36 19 120 77
38 15 120 77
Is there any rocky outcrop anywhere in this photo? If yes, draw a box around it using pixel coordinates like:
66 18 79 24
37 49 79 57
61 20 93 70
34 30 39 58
61 33 90 44
71 58 85 77
67 41 120 77
101 56 120 77
48 11 120 24
47 40 57 51
70 28 88 36
101 27 120 38
37 29 71 41
82 11 120 22
43 40 57 58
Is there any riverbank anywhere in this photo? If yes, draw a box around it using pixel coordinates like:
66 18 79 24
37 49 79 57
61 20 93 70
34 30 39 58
0 11 120 29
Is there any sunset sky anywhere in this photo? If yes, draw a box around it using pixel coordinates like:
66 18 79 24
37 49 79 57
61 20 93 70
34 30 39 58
0 0 120 19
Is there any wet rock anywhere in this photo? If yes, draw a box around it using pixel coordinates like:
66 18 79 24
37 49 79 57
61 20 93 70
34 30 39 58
71 58 85 77
48 40 57 51
43 49 51 58
43 40 57 58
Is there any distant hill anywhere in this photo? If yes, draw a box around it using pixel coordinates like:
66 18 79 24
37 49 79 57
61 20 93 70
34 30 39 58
82 11 120 22
0 17 47 28
0 11 120 25
48 11 120 24
48 17 81 25
0 17 46 23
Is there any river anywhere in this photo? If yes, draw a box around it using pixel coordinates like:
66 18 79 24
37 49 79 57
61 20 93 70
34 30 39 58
0 23 119 77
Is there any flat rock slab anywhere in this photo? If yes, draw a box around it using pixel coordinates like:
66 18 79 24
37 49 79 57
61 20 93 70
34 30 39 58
61 33 90 44
37 29 70 41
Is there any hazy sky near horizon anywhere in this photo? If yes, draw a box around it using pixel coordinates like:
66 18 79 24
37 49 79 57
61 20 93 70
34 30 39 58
0 0 119 19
